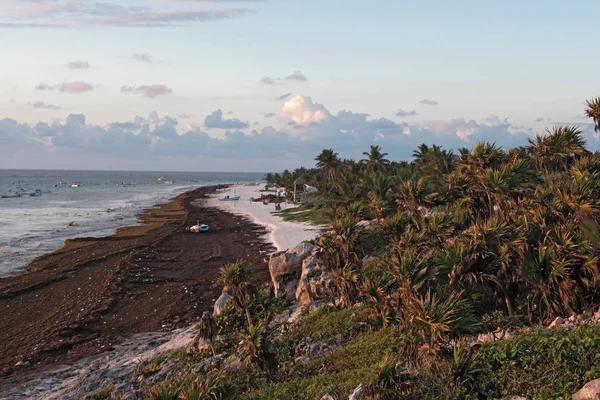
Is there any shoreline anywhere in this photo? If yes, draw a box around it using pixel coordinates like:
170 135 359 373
0 185 276 380
205 183 323 251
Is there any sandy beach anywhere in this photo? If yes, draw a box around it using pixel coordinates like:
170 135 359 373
0 185 276 380
205 183 322 251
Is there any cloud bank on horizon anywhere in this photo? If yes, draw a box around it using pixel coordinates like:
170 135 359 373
1 95 597 171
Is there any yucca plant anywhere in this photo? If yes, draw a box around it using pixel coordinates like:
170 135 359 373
183 370 235 400
450 339 481 392
149 384 178 400
407 290 477 353
585 96 600 133
215 260 254 327
329 264 360 308
238 323 270 369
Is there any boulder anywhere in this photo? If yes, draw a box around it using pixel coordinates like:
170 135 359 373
548 317 564 328
573 378 600 400
213 293 233 316
269 242 314 300
296 251 332 307
349 383 365 400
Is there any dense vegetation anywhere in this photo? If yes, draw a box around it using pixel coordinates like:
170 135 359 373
139 99 600 399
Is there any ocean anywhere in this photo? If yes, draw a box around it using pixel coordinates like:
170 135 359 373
0 169 264 277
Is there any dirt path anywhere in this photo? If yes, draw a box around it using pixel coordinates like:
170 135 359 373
0 186 275 381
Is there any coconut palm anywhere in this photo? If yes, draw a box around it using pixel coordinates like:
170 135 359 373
215 260 254 328
585 96 600 133
315 148 341 184
361 145 390 173
197 311 218 356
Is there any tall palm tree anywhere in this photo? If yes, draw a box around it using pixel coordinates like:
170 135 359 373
361 145 390 173
315 148 341 184
215 260 254 327
585 96 600 133
197 311 218 356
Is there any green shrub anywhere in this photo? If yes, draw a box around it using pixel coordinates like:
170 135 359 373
476 324 600 399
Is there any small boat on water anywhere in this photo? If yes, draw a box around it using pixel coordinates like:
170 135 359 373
218 196 241 201
71 183 81 188
1 193 21 198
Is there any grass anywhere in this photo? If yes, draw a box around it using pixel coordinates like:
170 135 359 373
90 384 115 400
274 205 330 226
476 324 600 399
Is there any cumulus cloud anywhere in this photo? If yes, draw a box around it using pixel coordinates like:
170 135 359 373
0 1 250 27
204 109 249 129
35 81 94 94
28 101 62 110
396 109 417 117
121 84 172 98
67 60 90 70
419 99 438 106
260 71 308 86
132 53 153 63
277 96 330 125
264 112 276 118
276 93 292 101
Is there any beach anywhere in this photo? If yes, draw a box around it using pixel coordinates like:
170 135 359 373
205 183 322 251
0 185 298 380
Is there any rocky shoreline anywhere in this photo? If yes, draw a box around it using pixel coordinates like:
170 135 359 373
0 185 275 388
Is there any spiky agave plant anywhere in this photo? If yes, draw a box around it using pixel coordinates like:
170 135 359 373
197 311 218 356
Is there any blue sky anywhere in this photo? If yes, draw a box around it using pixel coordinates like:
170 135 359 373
0 0 599 171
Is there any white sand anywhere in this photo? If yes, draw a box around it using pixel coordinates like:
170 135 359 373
205 183 322 252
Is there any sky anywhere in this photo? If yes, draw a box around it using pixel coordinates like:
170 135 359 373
1 0 599 172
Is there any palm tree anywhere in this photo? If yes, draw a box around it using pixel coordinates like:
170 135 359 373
315 148 341 184
362 173 391 219
527 126 587 174
215 260 254 328
585 96 600 133
197 311 218 356
361 145 390 173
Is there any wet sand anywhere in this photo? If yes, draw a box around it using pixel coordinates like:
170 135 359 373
0 186 275 379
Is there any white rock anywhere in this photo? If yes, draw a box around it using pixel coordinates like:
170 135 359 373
269 242 314 300
573 378 600 400
349 383 365 400
213 293 233 316
548 317 564 328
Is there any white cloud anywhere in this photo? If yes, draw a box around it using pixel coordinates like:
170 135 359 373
419 99 438 106
121 85 172 98
132 53 153 63
67 61 90 70
35 81 94 94
277 96 330 125
396 109 417 117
